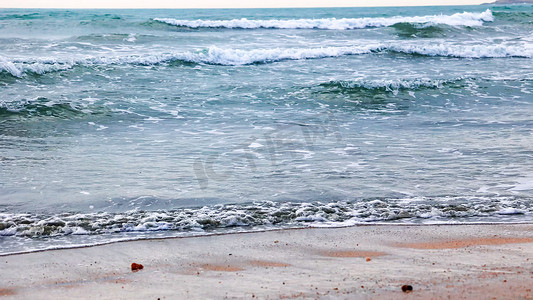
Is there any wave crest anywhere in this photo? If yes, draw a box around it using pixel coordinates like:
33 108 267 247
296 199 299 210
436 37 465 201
0 46 377 78
154 10 494 30
321 78 464 92
0 97 97 120
1 41 531 78
388 43 533 58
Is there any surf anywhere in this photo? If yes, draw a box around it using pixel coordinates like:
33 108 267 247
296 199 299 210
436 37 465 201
154 10 494 30
2 41 532 79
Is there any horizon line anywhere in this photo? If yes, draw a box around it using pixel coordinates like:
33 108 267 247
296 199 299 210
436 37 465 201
0 3 497 9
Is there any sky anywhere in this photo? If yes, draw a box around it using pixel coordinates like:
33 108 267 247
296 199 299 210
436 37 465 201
0 0 488 9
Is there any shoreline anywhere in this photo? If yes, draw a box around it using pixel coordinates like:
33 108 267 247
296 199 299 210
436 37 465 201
2 221 533 257
2 224 533 299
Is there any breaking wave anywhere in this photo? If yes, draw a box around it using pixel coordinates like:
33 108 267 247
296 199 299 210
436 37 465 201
387 43 533 58
1 42 531 78
0 98 94 120
0 46 375 77
1 196 531 239
320 77 465 92
154 9 494 30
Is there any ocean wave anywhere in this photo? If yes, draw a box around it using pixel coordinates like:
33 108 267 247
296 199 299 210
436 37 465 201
1 42 531 78
0 56 77 78
0 12 41 20
320 78 465 92
0 196 531 239
0 102 84 119
154 10 493 30
0 56 23 77
391 22 446 38
75 33 139 42
493 11 533 23
0 46 377 77
0 95 116 121
387 43 533 58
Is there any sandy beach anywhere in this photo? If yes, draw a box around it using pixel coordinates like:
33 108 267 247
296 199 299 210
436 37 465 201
1 224 532 299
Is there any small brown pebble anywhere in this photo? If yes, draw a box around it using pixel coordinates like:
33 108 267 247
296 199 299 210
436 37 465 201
131 262 144 272
361 286 364 288
401 285 413 293
274 240 279 243
365 257 371 262
333 288 338 291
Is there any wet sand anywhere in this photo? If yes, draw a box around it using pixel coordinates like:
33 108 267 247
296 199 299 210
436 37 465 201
1 224 533 299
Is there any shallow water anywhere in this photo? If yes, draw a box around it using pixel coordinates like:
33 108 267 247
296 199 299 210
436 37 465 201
1 5 532 254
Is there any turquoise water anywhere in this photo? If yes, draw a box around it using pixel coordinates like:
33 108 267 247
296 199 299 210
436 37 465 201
1 5 533 254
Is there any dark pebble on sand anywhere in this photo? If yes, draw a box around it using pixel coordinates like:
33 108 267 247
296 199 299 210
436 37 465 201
131 262 144 271
401 285 413 292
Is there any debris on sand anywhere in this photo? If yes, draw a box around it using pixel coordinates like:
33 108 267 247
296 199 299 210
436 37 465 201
131 263 144 272
401 285 413 292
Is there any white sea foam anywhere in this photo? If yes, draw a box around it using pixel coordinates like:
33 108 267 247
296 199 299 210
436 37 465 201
1 41 531 78
388 43 533 58
0 45 378 77
0 196 531 239
154 9 494 30
0 56 22 77
510 174 533 191
182 45 377 65
0 57 75 78
327 77 463 91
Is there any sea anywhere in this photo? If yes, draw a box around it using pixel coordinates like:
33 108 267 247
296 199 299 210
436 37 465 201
1 4 532 255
